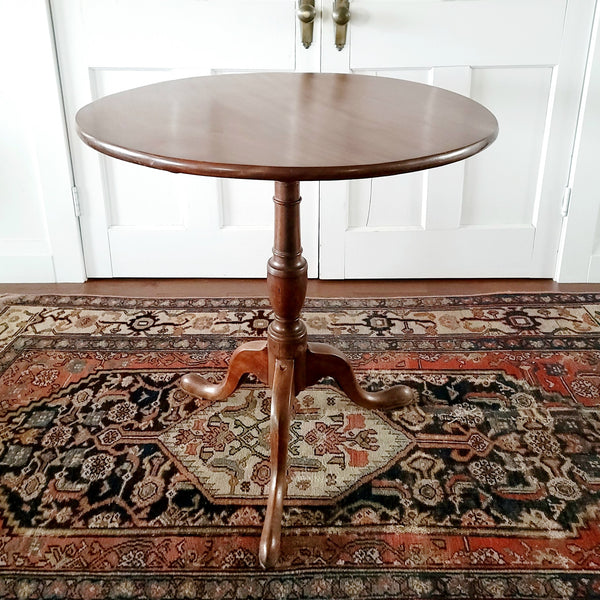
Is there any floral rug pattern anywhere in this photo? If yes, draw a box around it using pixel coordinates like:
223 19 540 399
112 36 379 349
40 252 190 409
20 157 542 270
1 293 600 599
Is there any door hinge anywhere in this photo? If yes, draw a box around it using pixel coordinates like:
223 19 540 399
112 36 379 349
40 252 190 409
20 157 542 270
561 186 572 217
71 185 81 217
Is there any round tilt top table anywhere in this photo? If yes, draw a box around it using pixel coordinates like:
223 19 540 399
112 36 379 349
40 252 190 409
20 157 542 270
76 72 498 568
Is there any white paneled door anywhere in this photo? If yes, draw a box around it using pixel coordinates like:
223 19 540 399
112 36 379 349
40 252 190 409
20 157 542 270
320 0 595 278
52 0 319 278
54 0 593 279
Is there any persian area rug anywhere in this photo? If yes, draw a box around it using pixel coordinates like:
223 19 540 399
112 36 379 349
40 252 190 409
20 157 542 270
0 293 600 599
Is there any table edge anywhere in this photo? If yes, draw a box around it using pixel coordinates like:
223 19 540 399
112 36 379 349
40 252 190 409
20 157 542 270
76 123 498 182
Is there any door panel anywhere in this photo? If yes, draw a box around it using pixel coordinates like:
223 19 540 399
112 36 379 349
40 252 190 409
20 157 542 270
320 0 593 278
53 0 319 278
350 0 565 68
462 67 553 228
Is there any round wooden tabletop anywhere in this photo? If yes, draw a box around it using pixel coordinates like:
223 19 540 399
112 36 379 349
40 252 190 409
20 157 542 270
76 72 498 182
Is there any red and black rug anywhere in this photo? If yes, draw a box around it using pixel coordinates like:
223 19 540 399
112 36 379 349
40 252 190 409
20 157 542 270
0 292 599 599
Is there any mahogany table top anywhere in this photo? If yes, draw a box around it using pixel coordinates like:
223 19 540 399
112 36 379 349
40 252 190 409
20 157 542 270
76 72 498 182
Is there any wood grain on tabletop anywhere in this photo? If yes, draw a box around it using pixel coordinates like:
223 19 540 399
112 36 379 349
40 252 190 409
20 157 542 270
76 72 499 182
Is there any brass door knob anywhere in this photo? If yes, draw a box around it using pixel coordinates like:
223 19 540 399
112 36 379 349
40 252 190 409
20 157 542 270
332 0 350 50
297 1 317 49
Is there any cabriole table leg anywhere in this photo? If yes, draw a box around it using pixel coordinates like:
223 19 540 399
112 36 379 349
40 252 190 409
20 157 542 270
258 358 294 568
179 341 268 399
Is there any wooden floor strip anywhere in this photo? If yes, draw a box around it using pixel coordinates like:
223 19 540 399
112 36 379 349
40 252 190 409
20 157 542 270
2 278 600 298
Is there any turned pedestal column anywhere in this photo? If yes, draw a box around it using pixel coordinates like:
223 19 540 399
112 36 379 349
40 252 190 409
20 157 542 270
180 181 418 568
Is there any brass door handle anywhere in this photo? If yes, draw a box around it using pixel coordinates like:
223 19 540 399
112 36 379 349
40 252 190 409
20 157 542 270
332 0 350 50
297 0 317 49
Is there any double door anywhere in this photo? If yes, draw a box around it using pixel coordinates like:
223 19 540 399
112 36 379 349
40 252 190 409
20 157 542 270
53 0 594 278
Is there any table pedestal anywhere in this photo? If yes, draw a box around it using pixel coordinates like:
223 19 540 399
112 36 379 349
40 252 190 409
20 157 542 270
180 181 418 568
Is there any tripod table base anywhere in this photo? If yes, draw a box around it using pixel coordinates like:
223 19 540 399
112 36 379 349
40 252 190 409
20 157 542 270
180 340 418 568
180 181 418 568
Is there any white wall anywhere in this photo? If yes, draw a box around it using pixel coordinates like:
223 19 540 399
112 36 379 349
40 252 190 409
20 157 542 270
0 0 85 283
555 1 600 282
